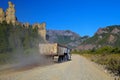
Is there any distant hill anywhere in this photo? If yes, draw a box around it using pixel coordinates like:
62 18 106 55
46 30 89 48
77 25 120 50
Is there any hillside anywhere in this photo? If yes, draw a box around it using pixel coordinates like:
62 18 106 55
46 30 89 48
77 25 120 50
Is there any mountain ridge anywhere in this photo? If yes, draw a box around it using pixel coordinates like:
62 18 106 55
46 30 89 48
77 25 120 50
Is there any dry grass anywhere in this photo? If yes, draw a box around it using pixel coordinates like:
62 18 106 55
82 53 120 78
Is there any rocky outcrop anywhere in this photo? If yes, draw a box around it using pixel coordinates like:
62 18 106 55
24 22 30 28
0 1 17 24
47 30 89 48
6 1 16 25
0 1 47 41
96 28 108 35
77 44 96 50
33 23 46 40
0 8 5 23
111 28 120 34
77 25 120 50
108 35 115 43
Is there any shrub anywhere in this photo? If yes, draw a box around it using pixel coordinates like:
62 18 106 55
106 57 120 76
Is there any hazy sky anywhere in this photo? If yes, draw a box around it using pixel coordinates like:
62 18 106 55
1 0 120 36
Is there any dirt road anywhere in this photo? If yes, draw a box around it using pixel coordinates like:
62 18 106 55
0 55 113 80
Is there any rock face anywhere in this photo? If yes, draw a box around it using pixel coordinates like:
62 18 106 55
77 25 120 50
96 28 108 35
77 44 96 50
47 30 89 48
0 1 17 24
108 35 115 43
24 22 30 28
111 28 120 34
33 23 46 40
6 1 16 25
0 8 5 23
0 1 46 41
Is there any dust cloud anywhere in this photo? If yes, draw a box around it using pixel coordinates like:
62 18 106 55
11 48 54 70
0 48 54 72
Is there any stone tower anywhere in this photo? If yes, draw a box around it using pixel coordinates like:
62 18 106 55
6 1 16 24
33 23 46 40
0 8 5 23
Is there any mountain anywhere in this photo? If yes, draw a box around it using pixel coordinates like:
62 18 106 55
77 25 120 50
46 30 89 48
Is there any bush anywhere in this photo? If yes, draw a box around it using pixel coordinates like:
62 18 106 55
106 57 120 76
78 46 120 77
0 22 43 65
0 53 11 64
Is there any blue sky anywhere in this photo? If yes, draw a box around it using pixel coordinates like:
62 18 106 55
0 0 120 36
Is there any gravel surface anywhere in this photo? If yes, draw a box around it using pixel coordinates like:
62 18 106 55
0 54 113 80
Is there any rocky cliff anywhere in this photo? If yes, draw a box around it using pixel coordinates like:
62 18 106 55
0 1 46 41
33 23 46 41
0 8 5 23
0 1 17 25
47 30 89 48
77 25 120 50
6 1 16 25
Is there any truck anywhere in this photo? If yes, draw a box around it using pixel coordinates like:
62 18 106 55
39 43 71 62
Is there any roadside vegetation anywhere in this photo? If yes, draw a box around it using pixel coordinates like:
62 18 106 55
72 46 120 78
0 22 44 65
